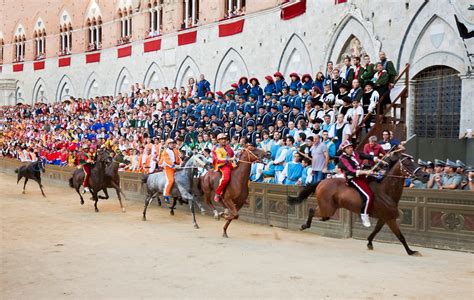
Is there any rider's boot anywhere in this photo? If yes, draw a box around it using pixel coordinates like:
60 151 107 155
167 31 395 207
214 194 221 202
360 214 371 227
83 187 90 194
164 196 171 205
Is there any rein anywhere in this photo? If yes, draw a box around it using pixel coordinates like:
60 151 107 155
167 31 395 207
237 148 261 165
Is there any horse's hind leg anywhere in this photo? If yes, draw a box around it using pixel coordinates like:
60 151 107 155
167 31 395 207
222 218 234 238
22 178 28 194
32 177 45 197
91 191 99 212
98 189 109 200
386 219 420 256
367 219 386 250
142 193 156 221
194 198 206 215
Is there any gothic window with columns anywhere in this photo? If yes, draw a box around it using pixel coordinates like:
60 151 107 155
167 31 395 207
34 30 46 60
182 0 199 29
118 7 133 45
147 0 163 37
87 17 102 51
13 26 26 62
0 38 4 64
59 24 72 55
225 0 246 18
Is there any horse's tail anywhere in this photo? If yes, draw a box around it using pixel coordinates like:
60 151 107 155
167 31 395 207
68 177 74 188
288 182 320 205
141 174 149 184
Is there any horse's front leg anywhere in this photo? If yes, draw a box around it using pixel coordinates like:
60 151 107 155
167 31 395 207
22 178 28 194
98 188 109 200
188 198 199 229
111 182 126 213
33 177 46 197
170 198 177 216
90 190 99 212
142 193 153 221
194 198 206 215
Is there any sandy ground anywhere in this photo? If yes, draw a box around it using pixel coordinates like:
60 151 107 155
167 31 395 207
0 172 473 300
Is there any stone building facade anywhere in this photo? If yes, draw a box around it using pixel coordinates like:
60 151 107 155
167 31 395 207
0 0 473 160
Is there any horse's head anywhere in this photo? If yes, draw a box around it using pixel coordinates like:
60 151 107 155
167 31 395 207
185 153 210 169
37 158 46 173
96 148 108 164
239 144 271 163
399 153 430 183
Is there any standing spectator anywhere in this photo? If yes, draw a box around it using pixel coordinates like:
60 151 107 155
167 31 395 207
279 153 303 185
196 74 211 98
310 134 328 184
321 130 336 172
378 51 398 85
328 113 351 149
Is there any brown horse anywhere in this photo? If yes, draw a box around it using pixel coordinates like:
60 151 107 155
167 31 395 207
199 145 269 237
288 148 430 256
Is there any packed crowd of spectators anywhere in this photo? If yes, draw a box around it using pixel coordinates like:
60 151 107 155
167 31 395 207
1 51 472 190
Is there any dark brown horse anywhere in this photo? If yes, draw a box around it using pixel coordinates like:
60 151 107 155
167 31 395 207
199 145 269 237
288 148 430 255
68 149 110 212
15 159 46 197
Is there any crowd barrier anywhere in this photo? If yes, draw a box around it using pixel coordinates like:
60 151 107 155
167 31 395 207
1 157 472 252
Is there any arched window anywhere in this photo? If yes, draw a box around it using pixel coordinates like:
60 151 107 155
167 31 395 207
34 18 47 60
59 11 73 55
13 25 26 62
225 0 246 18
182 0 199 29
118 7 133 45
413 66 461 138
147 0 163 37
87 17 102 51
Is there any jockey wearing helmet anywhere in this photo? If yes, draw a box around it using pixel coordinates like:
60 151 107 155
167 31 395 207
212 133 236 202
79 144 95 193
158 139 182 204
337 140 380 227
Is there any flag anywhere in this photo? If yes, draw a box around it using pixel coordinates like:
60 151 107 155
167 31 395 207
455 15 474 39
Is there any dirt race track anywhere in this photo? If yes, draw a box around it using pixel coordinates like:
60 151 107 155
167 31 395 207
0 172 473 299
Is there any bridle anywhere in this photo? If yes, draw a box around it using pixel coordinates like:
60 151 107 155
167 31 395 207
237 147 262 165
398 155 423 179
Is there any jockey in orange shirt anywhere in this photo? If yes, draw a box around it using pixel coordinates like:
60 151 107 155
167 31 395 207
158 139 181 204
212 133 236 202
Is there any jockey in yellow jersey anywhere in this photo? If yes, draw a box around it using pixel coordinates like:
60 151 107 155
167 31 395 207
212 133 236 202
158 139 182 204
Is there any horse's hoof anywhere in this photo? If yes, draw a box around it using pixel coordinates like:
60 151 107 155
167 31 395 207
142 217 147 221
170 210 175 216
200 209 206 216
222 233 228 238
409 251 422 257
300 224 307 231
122 208 126 213
367 243 374 250
22 191 26 194
80 201 84 205
95 209 99 213
194 224 199 229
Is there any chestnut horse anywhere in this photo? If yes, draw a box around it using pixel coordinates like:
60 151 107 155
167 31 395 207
288 149 430 255
199 146 269 237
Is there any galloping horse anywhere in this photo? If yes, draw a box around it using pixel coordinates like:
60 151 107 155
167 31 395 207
288 147 430 255
141 153 209 229
69 149 110 212
69 151 127 212
199 145 269 237
15 158 46 197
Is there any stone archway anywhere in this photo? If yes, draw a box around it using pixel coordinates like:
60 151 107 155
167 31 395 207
114 67 134 96
143 62 165 89
277 34 312 77
174 56 200 89
213 48 249 92
83 72 100 98
56 75 75 101
32 77 48 103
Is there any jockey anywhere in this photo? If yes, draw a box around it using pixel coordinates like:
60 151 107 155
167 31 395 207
80 144 95 193
337 140 379 227
158 139 182 204
212 133 236 202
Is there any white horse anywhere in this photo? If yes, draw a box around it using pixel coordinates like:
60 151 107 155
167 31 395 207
141 153 209 229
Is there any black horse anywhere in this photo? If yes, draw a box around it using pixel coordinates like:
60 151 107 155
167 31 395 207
69 151 126 212
15 159 46 197
68 149 109 212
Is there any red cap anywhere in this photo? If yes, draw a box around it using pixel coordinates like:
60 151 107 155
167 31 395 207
249 77 260 85
265 75 274 82
302 73 312 80
231 83 239 88
289 72 300 78
274 71 283 78
239 76 248 83
216 91 224 97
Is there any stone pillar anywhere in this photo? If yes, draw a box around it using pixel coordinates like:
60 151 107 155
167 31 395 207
0 79 17 106
460 75 474 139
185 0 189 28
191 0 196 26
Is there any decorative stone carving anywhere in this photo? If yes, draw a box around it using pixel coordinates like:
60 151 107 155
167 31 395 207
441 212 465 231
